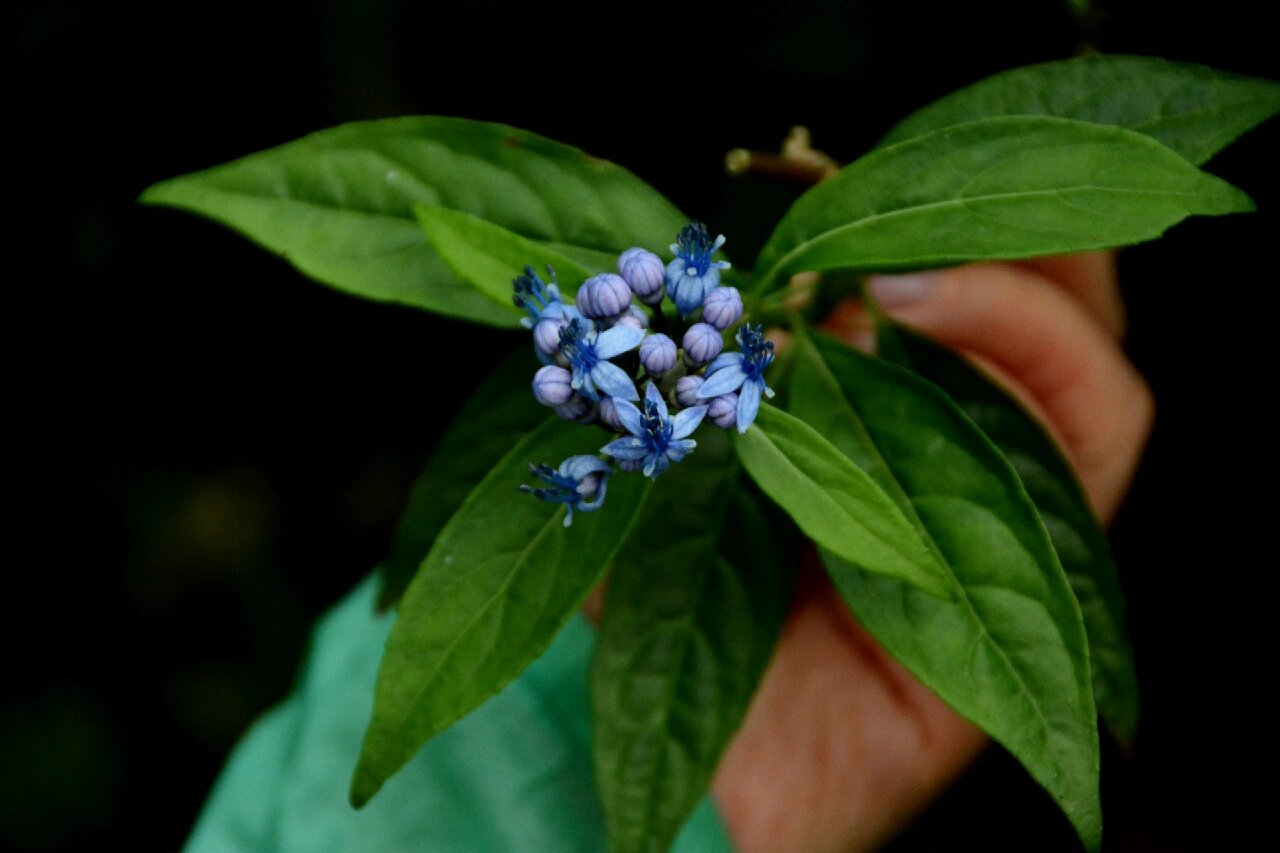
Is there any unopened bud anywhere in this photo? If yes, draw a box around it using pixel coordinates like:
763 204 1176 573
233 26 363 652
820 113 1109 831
533 316 567 355
707 393 739 429
618 247 665 304
532 365 574 406
576 274 632 319
701 286 743 330
639 333 677 375
682 322 723 367
675 375 705 408
598 396 625 432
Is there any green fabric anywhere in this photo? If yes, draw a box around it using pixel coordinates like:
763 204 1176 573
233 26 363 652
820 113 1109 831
186 577 735 852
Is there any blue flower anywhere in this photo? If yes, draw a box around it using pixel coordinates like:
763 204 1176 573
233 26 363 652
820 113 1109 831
602 381 707 478
696 323 776 433
519 455 611 527
513 265 579 329
665 222 731 317
558 318 643 402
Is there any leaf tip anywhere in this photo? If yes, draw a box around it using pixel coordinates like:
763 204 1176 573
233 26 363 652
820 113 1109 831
136 180 174 207
348 761 381 810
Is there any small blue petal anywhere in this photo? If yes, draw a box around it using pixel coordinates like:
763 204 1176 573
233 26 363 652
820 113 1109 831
670 405 708 440
601 437 649 460
592 361 639 401
665 438 697 462
612 398 645 436
698 363 748 398
559 455 610 481
703 352 742 377
643 380 667 420
595 325 645 360
736 379 763 433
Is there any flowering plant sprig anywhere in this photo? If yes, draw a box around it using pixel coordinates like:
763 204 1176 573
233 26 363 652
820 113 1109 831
519 222 756 521
143 53 1279 853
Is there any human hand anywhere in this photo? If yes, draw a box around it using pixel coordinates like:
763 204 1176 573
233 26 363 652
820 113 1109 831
709 253 1153 851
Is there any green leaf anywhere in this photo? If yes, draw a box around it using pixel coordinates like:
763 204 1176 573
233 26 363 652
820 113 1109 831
752 116 1253 294
877 325 1139 745
415 206 599 308
140 116 686 326
878 55 1280 166
592 431 795 853
377 348 548 611
352 419 652 806
735 405 951 598
789 329 1100 850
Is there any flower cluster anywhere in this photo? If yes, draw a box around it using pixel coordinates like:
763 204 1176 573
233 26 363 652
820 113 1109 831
518 222 772 523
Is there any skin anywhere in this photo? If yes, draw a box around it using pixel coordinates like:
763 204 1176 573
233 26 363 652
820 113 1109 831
706 253 1154 851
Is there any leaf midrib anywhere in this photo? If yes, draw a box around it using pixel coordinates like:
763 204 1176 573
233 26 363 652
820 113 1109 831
606 481 737 843
758 183 1215 289
151 180 639 260
800 335 1070 784
386 505 568 738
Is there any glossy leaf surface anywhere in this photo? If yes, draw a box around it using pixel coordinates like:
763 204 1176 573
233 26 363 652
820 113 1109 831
377 348 548 610
878 325 1139 744
735 406 951 598
878 55 1280 166
415 206 599 307
352 420 652 806
592 432 794 853
753 116 1252 293
141 117 685 326
789 330 1101 850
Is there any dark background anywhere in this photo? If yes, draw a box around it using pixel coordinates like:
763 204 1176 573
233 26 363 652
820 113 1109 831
8 0 1277 849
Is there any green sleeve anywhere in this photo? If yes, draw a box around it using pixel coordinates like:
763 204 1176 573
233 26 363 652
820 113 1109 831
185 576 734 852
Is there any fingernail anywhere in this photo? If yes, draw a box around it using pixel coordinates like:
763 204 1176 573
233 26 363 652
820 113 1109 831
866 272 944 308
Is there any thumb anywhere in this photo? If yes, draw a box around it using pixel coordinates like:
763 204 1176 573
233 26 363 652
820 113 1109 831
863 264 1152 522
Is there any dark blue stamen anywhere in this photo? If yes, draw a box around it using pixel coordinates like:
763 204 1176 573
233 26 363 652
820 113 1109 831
558 318 598 371
738 324 776 382
512 265 560 318
639 399 674 453
675 221 716 275
518 462 581 505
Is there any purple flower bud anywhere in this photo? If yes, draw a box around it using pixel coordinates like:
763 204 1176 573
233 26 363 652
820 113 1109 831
598 396 625 432
576 273 632 319
554 395 597 423
639 333 677 375
617 457 647 473
707 393 739 429
618 247 666 305
612 305 648 331
701 286 743 331
533 316 567 355
578 470 606 500
675 375 705 408
682 322 723 367
533 365 574 406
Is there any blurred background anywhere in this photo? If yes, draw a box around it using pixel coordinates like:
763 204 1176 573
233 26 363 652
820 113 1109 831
8 0 1277 849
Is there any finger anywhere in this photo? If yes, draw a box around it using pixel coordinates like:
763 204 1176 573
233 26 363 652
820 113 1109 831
865 264 1153 522
1016 251 1126 340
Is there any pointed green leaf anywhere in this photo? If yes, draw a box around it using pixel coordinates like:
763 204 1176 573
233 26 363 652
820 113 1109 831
377 348 548 611
878 325 1139 745
790 329 1100 850
592 431 796 853
735 405 951 598
753 116 1253 293
352 419 652 806
414 206 599 309
878 55 1280 166
141 117 686 326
